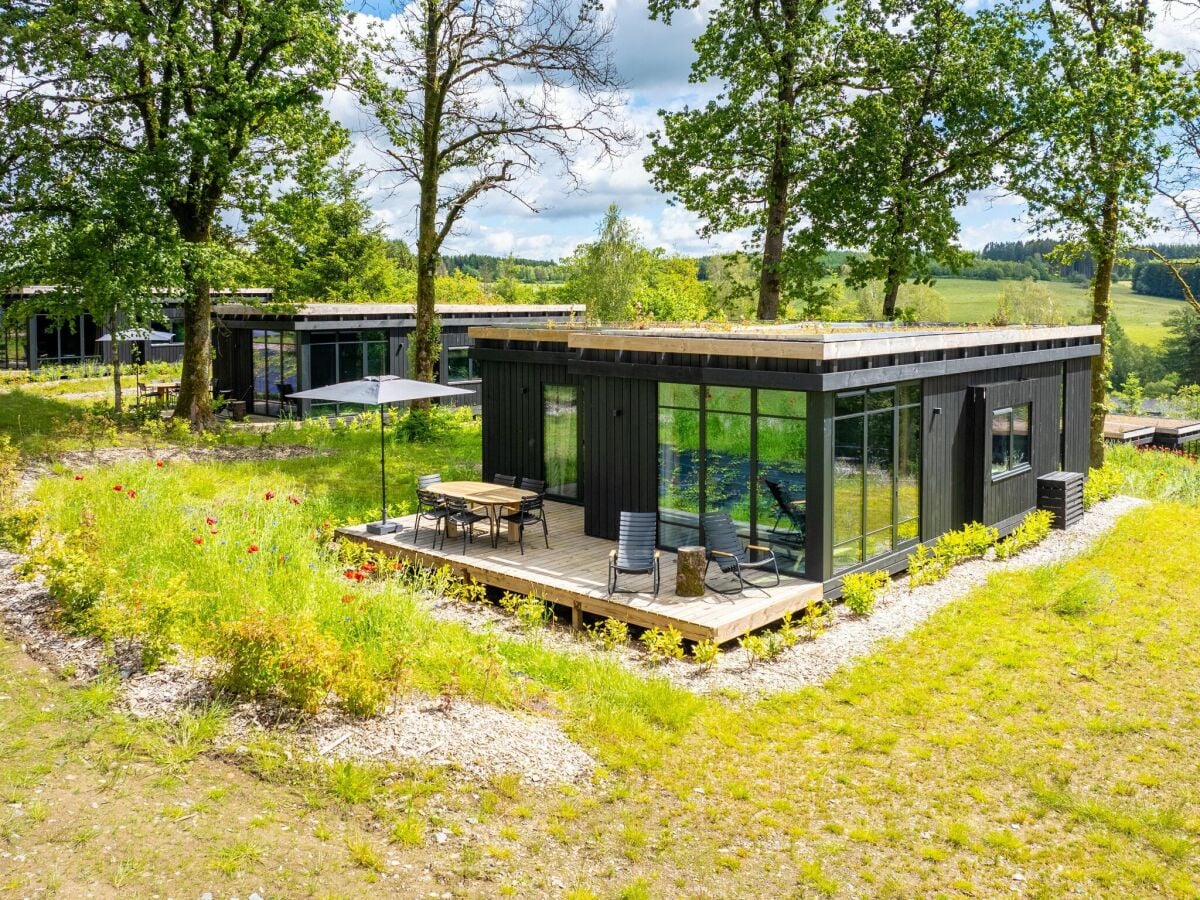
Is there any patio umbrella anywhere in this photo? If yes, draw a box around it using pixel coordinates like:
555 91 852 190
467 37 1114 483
289 375 473 534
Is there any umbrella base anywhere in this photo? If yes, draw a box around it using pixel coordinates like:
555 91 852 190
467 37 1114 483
366 521 399 536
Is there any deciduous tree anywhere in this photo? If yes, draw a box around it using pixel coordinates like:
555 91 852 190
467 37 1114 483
1 0 352 426
361 0 631 392
645 0 847 320
1009 0 1189 466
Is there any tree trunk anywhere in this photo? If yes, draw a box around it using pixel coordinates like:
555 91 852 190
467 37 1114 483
173 270 215 427
411 0 442 411
1088 190 1120 470
882 264 903 320
109 314 123 416
757 162 789 321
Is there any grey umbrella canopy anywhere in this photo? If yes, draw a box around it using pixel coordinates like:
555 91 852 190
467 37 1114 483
289 376 473 535
97 329 176 343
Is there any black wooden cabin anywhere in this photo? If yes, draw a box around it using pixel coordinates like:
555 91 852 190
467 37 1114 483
470 322 1101 591
212 303 583 417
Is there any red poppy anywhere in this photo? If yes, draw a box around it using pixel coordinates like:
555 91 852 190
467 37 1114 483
193 537 204 545
361 562 376 573
264 491 276 501
73 474 84 481
247 544 259 554
205 515 217 526
344 569 356 580
287 495 301 505
392 562 404 571
156 460 165 468
126 489 137 499
340 594 355 604
113 484 123 492
354 572 365 582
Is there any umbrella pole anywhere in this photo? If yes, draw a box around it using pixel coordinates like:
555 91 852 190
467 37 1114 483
368 404 397 535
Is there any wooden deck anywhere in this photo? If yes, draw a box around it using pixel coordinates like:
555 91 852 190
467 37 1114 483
339 502 823 643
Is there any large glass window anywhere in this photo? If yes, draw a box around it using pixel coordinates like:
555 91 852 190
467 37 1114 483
658 383 808 574
543 385 579 499
307 329 390 416
251 330 298 416
833 384 922 573
0 307 28 369
992 403 1031 478
446 347 478 383
32 314 98 366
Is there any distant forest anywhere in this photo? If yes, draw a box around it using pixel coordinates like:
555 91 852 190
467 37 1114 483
441 254 565 283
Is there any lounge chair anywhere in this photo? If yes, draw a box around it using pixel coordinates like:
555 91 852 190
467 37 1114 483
761 477 806 547
608 512 661 595
702 512 780 593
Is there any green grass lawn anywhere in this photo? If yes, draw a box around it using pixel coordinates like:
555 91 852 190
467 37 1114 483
921 277 1184 345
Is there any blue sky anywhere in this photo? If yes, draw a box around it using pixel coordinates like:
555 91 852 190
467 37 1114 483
342 0 1198 262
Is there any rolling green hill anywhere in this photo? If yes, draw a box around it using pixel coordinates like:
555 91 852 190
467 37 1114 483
906 277 1184 345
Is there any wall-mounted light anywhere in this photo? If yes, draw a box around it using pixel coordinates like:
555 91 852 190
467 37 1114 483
933 407 942 416
520 386 529 396
612 409 622 418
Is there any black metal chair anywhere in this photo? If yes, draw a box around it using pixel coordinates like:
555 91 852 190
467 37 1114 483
498 494 549 554
440 497 492 555
608 512 661 595
518 476 545 494
702 511 780 594
492 474 517 486
413 474 445 546
761 477 806 547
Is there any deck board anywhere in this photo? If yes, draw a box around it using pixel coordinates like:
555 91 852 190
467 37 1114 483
339 502 823 643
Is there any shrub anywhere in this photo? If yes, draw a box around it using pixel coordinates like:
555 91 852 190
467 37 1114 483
23 528 109 629
1083 464 1123 508
0 434 37 551
802 602 833 640
995 509 1054 560
738 631 786 666
840 570 890 616
908 521 999 587
499 591 552 631
691 639 721 671
640 626 684 665
586 617 629 651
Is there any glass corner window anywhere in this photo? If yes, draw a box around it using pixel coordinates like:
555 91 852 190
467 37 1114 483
991 403 1031 479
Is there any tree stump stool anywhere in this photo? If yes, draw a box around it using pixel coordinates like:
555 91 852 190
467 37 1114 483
676 546 707 597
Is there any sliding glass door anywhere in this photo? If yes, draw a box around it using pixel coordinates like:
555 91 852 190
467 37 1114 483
543 384 579 500
657 383 808 575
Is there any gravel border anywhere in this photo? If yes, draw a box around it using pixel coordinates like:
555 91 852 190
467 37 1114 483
427 496 1146 696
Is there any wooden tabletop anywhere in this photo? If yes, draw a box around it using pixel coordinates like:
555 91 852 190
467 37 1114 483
435 481 537 506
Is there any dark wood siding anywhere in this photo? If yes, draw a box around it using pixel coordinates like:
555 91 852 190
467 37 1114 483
922 361 1073 537
479 357 575 489
581 375 657 540
1064 357 1091 473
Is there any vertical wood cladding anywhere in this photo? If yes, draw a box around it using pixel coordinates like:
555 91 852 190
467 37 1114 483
479 355 575 490
581 375 658 540
1064 357 1092 473
922 361 1074 538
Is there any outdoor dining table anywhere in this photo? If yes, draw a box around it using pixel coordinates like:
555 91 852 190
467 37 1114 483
435 481 538 543
146 381 181 402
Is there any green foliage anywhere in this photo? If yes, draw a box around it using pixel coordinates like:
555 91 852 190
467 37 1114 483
248 162 404 304
213 611 392 715
1084 465 1123 509
0 434 36 551
561 205 651 322
498 592 552 632
989 279 1067 326
1 0 354 425
1047 570 1116 617
840 570 890 616
690 639 721 671
639 626 684 665
586 617 630 652
995 510 1055 560
1106 443 1200 504
908 522 1000 587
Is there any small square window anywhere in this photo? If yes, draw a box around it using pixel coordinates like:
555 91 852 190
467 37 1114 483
992 403 1032 479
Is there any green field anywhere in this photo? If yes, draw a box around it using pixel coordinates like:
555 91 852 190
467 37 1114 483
920 277 1185 345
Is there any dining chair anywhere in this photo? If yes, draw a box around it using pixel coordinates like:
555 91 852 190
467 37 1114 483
498 494 549 554
492 474 517 486
413 474 445 546
608 512 660 595
440 497 492 555
518 476 546 494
